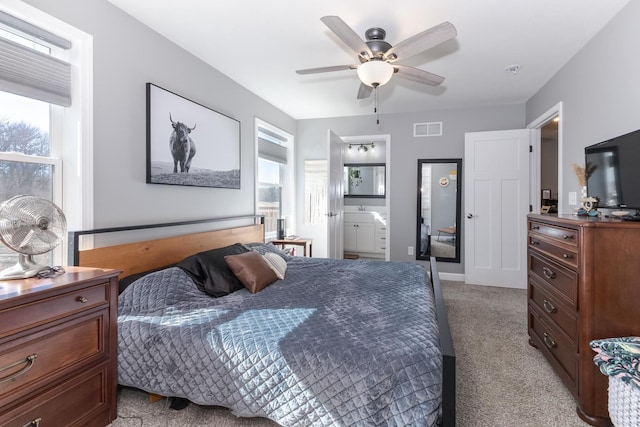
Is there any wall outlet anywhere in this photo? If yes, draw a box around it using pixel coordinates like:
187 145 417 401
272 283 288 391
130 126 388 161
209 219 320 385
568 191 577 206
408 246 414 255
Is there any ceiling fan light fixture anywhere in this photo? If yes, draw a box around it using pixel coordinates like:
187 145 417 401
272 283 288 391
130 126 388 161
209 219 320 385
357 60 394 87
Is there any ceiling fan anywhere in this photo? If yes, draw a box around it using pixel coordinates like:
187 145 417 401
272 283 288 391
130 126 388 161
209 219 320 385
296 16 457 99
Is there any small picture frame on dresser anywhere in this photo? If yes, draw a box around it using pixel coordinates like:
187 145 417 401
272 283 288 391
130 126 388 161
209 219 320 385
540 205 551 214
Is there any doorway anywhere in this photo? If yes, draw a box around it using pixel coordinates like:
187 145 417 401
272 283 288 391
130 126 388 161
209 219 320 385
540 120 559 213
341 134 391 261
528 102 563 214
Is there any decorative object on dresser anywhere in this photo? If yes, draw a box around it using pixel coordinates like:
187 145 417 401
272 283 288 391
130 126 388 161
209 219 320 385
527 214 640 426
0 267 120 426
0 195 67 280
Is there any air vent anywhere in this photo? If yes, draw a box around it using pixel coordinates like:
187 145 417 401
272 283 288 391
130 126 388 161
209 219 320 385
414 122 443 137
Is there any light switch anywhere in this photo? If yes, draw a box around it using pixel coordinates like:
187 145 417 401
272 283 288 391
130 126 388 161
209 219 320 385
568 192 577 206
408 246 414 255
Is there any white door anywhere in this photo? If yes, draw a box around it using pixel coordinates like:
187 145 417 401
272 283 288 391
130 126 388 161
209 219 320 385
327 130 344 259
464 129 530 288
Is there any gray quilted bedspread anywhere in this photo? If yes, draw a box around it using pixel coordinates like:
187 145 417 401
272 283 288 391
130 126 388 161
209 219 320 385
118 257 442 426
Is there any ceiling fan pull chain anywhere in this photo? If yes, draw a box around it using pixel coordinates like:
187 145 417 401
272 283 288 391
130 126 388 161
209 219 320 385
375 86 380 125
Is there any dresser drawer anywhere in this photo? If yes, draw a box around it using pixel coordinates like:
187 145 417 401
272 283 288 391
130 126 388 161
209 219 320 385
0 363 111 427
0 309 108 407
529 253 577 307
529 278 577 344
0 282 109 338
529 304 578 393
529 221 578 247
528 235 578 269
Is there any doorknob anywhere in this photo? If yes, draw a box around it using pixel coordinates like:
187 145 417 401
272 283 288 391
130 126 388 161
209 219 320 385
326 212 337 217
467 213 475 219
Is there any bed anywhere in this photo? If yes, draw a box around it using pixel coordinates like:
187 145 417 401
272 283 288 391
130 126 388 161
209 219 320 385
68 215 455 426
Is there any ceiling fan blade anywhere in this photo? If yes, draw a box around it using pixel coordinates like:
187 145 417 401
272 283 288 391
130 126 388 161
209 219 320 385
321 16 373 59
384 21 457 62
357 83 373 99
394 65 445 86
296 65 356 75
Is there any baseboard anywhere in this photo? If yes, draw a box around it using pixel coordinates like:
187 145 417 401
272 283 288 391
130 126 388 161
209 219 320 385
439 272 465 282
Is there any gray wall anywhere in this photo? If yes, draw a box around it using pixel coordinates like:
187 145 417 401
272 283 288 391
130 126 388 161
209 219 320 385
526 1 640 212
296 104 525 274
25 0 295 229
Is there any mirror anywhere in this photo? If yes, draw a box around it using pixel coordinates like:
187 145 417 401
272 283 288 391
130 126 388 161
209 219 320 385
416 159 462 263
344 163 386 198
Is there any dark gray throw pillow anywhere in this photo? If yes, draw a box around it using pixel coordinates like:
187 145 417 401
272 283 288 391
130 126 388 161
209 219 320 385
176 243 249 297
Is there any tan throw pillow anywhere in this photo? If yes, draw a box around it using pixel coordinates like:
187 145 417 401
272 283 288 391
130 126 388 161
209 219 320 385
224 251 278 294
262 252 287 280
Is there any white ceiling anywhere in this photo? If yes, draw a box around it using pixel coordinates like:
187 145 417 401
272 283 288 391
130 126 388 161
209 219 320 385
108 0 630 120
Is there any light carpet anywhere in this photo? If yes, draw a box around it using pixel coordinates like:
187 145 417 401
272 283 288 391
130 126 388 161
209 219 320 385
109 281 592 426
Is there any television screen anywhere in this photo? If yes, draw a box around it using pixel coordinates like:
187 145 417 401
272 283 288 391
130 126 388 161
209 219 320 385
585 129 640 210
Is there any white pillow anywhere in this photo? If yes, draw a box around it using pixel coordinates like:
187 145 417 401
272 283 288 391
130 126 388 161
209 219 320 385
262 252 287 280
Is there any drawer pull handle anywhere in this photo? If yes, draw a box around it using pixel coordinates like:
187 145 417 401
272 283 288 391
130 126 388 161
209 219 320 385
543 299 557 314
77 296 88 303
532 225 540 230
542 266 556 280
543 332 557 349
530 240 539 245
23 418 41 427
562 253 572 259
380 237 386 240
0 354 37 384
562 234 572 240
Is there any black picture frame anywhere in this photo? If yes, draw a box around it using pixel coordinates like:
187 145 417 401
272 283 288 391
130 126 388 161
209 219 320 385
146 83 240 188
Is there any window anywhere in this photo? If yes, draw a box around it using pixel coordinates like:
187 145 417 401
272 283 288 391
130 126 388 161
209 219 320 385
255 119 293 240
0 5 93 271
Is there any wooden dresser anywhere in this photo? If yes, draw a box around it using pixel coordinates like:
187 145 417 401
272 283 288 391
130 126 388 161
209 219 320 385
0 267 119 427
527 214 640 426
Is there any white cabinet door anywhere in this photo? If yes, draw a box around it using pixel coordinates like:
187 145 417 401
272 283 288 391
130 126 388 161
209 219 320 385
344 222 375 252
356 223 375 252
344 223 358 252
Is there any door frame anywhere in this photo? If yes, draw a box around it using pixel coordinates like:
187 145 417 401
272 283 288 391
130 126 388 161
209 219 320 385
527 102 563 214
341 134 391 261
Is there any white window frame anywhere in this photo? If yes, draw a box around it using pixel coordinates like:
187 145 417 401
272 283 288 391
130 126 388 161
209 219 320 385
0 0 94 264
255 118 294 240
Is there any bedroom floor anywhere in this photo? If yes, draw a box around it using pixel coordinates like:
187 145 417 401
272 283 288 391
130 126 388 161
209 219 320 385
109 281 591 427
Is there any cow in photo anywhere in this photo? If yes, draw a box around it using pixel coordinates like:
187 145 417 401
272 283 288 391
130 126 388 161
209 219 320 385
169 113 197 173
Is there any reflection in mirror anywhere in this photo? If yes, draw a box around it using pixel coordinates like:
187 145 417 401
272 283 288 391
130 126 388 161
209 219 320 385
416 159 462 263
344 163 386 198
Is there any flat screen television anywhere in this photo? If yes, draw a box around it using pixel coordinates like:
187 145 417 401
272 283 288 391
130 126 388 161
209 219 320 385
585 128 640 212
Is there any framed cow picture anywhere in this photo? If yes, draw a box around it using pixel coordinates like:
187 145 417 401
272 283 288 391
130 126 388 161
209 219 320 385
146 83 241 188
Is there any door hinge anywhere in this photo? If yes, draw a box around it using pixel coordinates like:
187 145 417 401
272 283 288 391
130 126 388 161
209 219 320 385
529 204 533 212
529 145 533 153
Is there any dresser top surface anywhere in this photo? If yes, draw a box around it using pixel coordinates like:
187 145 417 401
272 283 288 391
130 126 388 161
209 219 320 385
528 213 640 228
0 267 119 301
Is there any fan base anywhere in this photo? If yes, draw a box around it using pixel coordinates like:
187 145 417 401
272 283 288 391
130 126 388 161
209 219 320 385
0 255 49 280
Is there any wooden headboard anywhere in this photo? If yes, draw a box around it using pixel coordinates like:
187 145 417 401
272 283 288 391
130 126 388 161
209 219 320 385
68 215 264 279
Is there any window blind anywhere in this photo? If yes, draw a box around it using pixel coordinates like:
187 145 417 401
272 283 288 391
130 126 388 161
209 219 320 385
258 137 287 164
0 12 71 106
